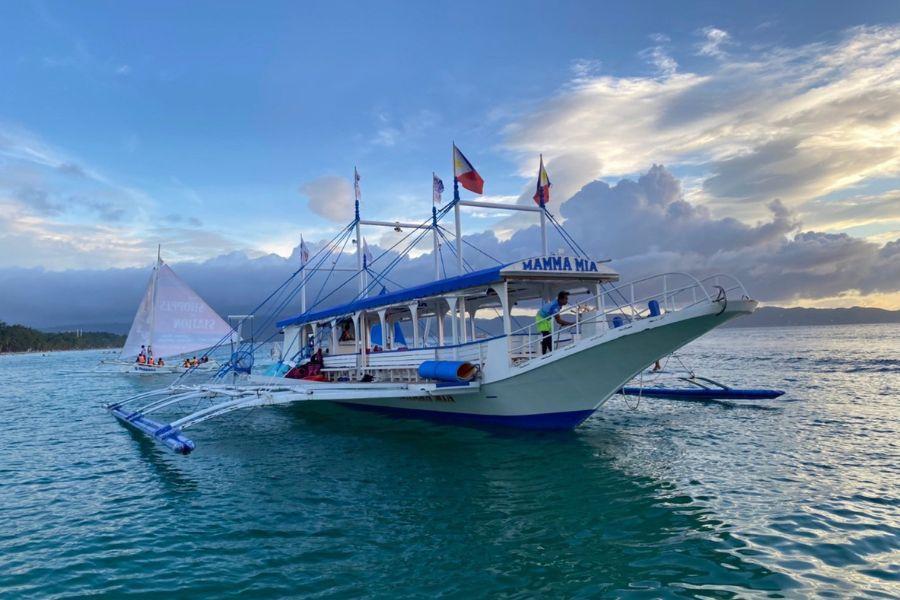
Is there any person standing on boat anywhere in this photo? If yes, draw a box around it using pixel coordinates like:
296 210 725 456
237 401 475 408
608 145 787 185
536 291 573 355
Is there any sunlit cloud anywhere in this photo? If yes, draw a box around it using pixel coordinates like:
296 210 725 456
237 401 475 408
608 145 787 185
503 24 900 226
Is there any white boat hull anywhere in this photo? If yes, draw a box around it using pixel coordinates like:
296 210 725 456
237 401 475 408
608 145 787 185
250 299 757 429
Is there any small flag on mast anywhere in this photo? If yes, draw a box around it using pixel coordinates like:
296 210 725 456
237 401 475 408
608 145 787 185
300 235 309 264
452 144 484 195
354 167 362 202
533 154 551 206
433 173 444 204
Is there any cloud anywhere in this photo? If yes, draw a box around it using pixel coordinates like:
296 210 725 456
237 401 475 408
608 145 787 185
370 109 440 148
639 45 678 76
299 175 354 222
0 124 247 269
503 24 900 227
794 189 900 235
697 27 731 57
4 165 899 330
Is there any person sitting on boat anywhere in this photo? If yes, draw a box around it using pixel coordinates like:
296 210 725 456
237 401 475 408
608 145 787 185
190 356 198 367
535 291 573 355
137 354 146 364
183 358 191 368
157 358 165 367
339 320 354 342
200 356 209 364
147 357 155 366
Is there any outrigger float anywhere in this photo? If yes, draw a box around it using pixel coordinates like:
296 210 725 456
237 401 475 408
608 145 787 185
620 376 785 402
107 149 759 454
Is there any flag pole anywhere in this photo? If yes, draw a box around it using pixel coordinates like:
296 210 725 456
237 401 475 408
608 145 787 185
432 174 440 279
354 167 363 296
453 163 463 275
300 236 307 314
539 154 549 256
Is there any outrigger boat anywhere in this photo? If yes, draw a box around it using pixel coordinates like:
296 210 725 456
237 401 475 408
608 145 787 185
100 248 234 375
107 151 759 454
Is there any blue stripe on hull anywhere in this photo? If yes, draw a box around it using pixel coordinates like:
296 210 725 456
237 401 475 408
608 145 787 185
337 402 596 430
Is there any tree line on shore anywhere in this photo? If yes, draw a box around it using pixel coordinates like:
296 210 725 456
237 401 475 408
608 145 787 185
0 321 125 353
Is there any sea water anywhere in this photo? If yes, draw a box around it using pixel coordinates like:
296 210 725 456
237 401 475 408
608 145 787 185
0 325 897 598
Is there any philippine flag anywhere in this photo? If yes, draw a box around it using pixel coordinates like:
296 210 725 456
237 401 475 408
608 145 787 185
452 144 484 195
533 154 551 206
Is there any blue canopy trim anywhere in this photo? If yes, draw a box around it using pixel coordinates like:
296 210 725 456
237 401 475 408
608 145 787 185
277 263 510 328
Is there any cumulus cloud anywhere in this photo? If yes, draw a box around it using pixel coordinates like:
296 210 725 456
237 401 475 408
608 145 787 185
697 27 731 57
6 165 899 330
299 175 354 222
503 25 900 225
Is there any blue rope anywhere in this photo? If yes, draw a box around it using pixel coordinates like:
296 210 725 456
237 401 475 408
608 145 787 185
178 220 356 382
437 224 503 265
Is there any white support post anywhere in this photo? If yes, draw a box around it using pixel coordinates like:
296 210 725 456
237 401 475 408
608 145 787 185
409 303 419 348
377 309 387 350
595 283 605 331
352 312 361 378
454 201 463 275
446 296 459 347
436 305 446 346
458 296 467 343
498 282 512 337
330 319 338 353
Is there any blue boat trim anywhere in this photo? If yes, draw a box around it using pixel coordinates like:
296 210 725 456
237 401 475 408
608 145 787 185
337 402 596 429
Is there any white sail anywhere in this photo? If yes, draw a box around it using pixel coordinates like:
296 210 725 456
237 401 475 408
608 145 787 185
120 261 235 359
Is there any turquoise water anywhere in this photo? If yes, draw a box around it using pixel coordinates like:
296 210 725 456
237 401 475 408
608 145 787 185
1 325 898 598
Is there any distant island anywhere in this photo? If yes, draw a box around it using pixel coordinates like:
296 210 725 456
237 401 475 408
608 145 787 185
0 321 125 353
727 306 900 328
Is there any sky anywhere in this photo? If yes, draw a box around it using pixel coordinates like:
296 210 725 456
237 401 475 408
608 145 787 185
1 0 900 329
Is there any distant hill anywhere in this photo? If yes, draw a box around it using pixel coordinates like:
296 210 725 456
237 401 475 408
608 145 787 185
0 321 125 353
727 306 900 328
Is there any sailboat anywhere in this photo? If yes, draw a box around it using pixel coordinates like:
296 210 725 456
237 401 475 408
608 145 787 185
103 248 236 375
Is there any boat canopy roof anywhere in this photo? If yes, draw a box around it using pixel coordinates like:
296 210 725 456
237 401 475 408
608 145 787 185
277 255 618 329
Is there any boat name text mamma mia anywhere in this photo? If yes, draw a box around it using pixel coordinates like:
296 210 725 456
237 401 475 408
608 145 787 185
519 257 599 272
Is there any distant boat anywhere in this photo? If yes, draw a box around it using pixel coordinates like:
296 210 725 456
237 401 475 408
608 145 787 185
101 249 235 375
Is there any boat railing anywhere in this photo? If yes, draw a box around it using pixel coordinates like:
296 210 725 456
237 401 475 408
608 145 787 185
506 271 732 366
699 273 751 300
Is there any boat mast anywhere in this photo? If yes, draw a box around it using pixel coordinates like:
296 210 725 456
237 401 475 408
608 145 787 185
148 245 161 355
432 205 440 279
300 238 307 314
453 174 463 275
354 168 364 296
